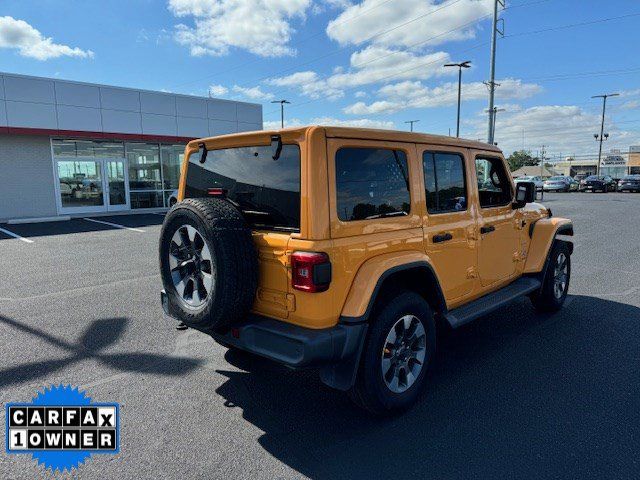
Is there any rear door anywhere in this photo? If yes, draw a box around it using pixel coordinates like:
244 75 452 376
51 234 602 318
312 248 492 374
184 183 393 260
183 139 302 319
419 146 477 301
473 154 520 287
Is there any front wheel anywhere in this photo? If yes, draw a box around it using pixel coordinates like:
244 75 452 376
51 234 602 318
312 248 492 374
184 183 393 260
530 241 571 312
349 292 436 415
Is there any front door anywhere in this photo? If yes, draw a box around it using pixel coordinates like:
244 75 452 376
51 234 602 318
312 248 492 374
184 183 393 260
474 154 519 287
55 157 130 214
420 147 477 301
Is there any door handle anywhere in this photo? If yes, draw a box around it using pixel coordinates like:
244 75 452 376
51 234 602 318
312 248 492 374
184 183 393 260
433 232 453 243
480 225 496 234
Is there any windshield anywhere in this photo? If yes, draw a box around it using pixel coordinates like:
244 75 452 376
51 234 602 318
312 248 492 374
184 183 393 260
623 175 640 180
586 175 603 181
517 176 532 181
548 176 565 181
185 144 301 232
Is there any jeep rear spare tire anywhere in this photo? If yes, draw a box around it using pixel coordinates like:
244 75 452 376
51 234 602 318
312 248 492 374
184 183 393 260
159 198 258 331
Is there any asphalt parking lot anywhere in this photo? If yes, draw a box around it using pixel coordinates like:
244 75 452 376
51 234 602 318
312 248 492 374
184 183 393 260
1 193 639 479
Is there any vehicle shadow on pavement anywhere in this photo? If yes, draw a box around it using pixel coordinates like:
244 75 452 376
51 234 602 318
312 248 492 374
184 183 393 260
0 316 202 389
213 294 640 479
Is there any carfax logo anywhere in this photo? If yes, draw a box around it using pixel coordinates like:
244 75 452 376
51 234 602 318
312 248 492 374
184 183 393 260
5 384 120 472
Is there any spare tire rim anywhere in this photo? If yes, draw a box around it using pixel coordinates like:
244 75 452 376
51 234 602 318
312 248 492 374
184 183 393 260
381 315 427 394
553 252 568 299
169 224 215 308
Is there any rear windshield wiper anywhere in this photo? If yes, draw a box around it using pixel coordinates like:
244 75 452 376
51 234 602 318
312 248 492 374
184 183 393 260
364 211 408 220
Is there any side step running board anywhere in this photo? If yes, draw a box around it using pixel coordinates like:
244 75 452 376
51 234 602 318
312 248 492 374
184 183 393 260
444 277 541 329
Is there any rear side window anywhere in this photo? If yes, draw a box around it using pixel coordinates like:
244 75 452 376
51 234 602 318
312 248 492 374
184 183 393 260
335 147 410 221
423 152 467 213
185 144 300 231
475 157 513 208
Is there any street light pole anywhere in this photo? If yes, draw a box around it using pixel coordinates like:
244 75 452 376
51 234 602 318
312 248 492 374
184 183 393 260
404 120 420 132
271 99 290 128
444 61 471 137
592 93 618 176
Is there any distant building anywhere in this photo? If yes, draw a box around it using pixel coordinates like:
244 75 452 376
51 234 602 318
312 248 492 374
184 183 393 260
630 146 640 174
511 165 560 178
0 72 263 222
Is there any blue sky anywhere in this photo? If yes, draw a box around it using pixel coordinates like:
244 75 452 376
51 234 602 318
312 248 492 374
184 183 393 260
1 0 638 157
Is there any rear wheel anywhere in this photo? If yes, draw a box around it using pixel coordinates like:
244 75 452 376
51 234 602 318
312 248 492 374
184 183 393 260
530 241 571 312
349 292 435 415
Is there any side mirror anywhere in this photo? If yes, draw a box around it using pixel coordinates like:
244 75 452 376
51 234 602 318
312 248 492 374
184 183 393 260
513 181 536 209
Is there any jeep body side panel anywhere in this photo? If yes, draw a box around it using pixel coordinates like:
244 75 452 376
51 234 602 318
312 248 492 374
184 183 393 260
523 217 573 273
340 252 440 319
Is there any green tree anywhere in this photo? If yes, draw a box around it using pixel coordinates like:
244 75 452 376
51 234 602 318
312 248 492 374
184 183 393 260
507 150 539 171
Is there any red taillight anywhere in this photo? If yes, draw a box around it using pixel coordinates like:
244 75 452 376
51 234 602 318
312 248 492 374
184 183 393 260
207 188 226 196
291 251 331 293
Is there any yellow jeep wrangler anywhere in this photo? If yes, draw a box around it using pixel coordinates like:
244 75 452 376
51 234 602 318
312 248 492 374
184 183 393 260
159 126 573 414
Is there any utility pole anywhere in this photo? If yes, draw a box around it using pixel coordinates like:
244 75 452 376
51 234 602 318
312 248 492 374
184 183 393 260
271 99 290 128
404 120 420 132
444 61 471 137
484 107 504 144
540 145 546 177
592 93 619 176
486 0 504 144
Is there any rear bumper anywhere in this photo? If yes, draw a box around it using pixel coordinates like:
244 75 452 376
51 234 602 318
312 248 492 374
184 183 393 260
161 290 367 390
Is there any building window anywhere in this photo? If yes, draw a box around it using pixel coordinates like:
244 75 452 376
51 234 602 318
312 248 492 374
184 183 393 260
52 139 186 210
161 144 185 195
335 147 410 221
52 139 124 158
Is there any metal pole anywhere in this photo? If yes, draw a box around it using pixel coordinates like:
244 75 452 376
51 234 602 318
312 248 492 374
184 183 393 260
596 96 607 176
404 120 419 132
456 67 462 137
487 0 499 144
271 99 290 129
592 93 619 176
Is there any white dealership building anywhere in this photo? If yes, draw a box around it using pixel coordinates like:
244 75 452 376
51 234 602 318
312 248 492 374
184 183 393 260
0 72 262 222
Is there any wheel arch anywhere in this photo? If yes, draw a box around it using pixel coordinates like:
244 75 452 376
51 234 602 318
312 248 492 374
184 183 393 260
340 252 447 324
524 218 574 274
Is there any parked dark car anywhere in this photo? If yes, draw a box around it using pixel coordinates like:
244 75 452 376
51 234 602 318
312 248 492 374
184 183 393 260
618 174 640 192
579 175 617 192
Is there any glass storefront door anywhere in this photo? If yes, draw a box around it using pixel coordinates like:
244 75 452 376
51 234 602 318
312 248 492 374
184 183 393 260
55 158 130 214
106 160 129 211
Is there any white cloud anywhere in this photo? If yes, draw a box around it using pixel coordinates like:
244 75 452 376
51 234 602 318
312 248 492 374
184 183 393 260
232 84 274 101
268 46 452 100
344 78 542 115
268 71 344 100
264 115 394 130
463 104 640 156
208 84 229 96
168 0 311 57
354 90 367 98
621 100 640 111
0 16 94 60
327 0 492 49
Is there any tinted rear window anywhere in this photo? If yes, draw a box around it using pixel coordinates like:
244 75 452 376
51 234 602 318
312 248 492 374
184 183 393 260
185 145 300 231
335 147 410 221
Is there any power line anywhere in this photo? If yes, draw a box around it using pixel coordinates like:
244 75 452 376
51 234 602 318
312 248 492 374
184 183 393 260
503 11 640 39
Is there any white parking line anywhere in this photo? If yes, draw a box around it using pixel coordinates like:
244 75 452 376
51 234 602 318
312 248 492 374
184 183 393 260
82 217 145 233
0 226 34 243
